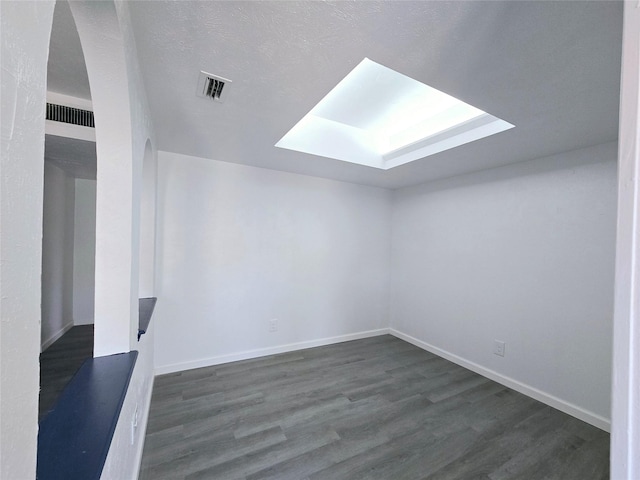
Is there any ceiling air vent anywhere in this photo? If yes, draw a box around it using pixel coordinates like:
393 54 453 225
196 71 231 103
46 103 95 127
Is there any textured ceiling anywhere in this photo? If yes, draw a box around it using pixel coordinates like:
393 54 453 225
127 1 622 188
48 1 623 189
46 0 96 180
47 0 92 101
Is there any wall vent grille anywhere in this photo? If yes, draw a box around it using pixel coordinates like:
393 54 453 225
197 71 231 102
46 103 95 128
205 77 225 100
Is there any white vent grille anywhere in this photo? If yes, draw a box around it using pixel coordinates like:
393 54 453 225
197 71 231 103
46 103 95 127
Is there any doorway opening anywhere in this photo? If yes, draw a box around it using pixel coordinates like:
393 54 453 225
39 0 96 421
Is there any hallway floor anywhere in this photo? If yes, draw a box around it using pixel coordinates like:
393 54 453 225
39 325 93 421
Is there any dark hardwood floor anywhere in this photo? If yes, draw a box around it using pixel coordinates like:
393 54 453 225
139 335 609 480
39 324 93 421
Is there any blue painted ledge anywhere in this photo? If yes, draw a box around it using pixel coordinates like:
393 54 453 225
37 351 138 480
138 297 157 340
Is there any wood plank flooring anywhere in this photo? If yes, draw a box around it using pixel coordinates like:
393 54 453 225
139 335 609 480
39 325 93 420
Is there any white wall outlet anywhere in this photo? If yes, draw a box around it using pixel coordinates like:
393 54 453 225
494 340 506 357
131 404 139 445
268 318 278 332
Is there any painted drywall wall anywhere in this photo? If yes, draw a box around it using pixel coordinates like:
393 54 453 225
390 142 617 428
611 2 640 477
114 0 157 351
70 0 157 356
73 178 96 325
101 321 155 480
154 151 392 373
0 1 55 478
67 1 159 477
139 140 157 298
69 0 138 355
41 162 76 350
51 1 157 477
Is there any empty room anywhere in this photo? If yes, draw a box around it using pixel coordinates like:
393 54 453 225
2 1 639 480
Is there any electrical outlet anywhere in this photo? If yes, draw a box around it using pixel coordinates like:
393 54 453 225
131 404 139 445
268 318 278 332
494 340 506 357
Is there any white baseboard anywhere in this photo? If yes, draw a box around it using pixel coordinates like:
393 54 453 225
154 328 390 376
41 321 74 352
73 318 95 326
153 326 609 432
390 328 610 432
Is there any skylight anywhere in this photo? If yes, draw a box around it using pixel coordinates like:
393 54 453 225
276 58 514 170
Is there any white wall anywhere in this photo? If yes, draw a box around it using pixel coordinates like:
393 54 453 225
99 4 158 477
41 162 76 350
73 178 96 325
390 142 617 428
138 140 157 298
0 1 55 478
611 2 640 477
60 2 156 478
59 1 158 478
41 172 96 340
154 151 392 373
101 321 155 480
69 0 140 355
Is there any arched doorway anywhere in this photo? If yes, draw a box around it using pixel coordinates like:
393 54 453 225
39 0 97 421
1 0 154 476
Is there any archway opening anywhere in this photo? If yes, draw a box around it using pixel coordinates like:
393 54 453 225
39 0 96 420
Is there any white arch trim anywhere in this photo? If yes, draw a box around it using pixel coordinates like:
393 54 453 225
139 138 157 298
611 2 640 478
69 0 138 356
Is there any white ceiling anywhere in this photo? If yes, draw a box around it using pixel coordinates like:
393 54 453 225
45 134 96 180
48 1 623 189
47 0 91 101
46 0 96 180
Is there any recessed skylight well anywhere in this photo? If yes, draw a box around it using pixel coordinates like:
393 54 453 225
276 58 514 170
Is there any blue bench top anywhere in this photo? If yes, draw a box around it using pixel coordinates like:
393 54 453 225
37 351 138 480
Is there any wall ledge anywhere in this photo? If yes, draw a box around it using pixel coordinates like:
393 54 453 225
37 351 138 480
